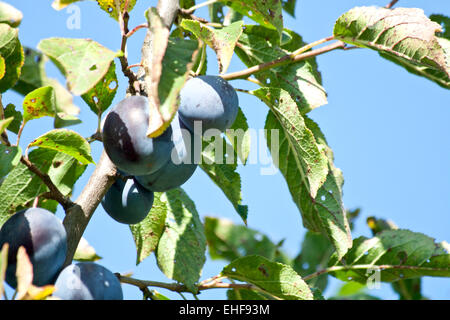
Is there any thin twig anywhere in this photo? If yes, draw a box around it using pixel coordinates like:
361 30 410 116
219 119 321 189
126 23 148 38
302 264 449 282
385 0 399 9
183 0 219 14
221 40 347 81
115 0 140 94
19 156 73 211
117 274 263 293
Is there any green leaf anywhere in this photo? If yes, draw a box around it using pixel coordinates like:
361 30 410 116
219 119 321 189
236 26 327 113
0 55 5 79
0 115 12 134
22 86 56 122
0 1 23 27
329 229 450 283
81 60 118 114
333 7 450 84
430 14 450 40
200 137 248 222
0 243 8 299
180 19 243 73
147 36 200 137
96 0 137 20
130 192 168 265
73 237 102 262
222 255 314 300
255 87 328 198
366 216 398 235
336 281 366 297
221 0 283 39
0 148 86 226
226 107 250 165
365 216 423 300
0 243 9 298
180 0 195 10
28 129 94 165
156 188 206 293
292 231 332 292
379 37 450 89
0 23 24 93
204 216 290 263
391 278 423 300
13 48 81 128
3 103 22 134
0 144 21 180
282 0 297 18
38 38 121 95
209 2 225 24
52 0 84 10
257 87 352 259
227 288 269 300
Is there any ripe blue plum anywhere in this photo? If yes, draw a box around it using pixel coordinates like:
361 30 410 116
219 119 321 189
136 115 198 192
53 262 123 300
102 95 173 175
101 177 154 224
178 75 239 133
0 208 67 288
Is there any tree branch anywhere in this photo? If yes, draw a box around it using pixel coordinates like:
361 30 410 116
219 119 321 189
20 156 74 211
221 40 347 81
385 0 399 9
117 274 264 294
62 151 118 266
61 0 181 268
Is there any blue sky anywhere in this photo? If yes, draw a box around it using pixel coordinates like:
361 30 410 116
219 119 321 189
3 0 449 300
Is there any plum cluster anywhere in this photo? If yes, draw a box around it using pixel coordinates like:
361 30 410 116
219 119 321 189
0 208 123 300
101 75 238 225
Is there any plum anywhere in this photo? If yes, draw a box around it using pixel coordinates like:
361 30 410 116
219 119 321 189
53 262 123 300
101 177 154 224
136 115 198 192
0 207 67 288
178 75 239 134
102 95 173 175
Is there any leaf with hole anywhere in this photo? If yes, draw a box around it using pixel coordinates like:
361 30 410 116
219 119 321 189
255 87 352 259
180 19 243 73
222 255 314 300
38 38 121 95
328 229 450 283
28 129 94 165
155 188 206 293
22 86 56 123
81 60 118 114
3 103 22 134
333 7 450 87
96 0 137 20
236 26 327 113
130 192 168 265
221 0 283 40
